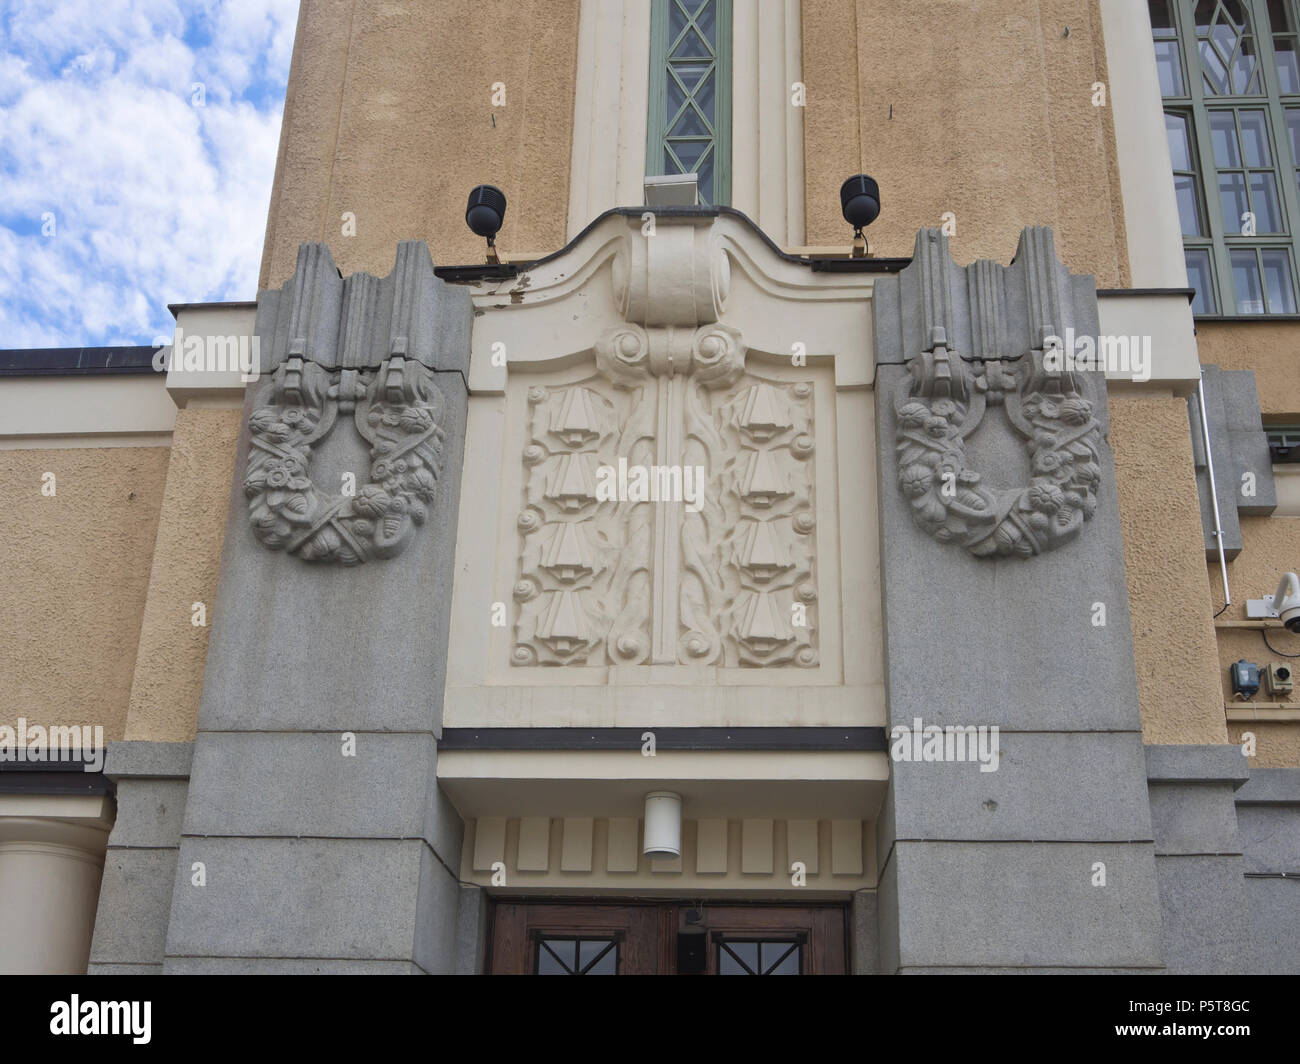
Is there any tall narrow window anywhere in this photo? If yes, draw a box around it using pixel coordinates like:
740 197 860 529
647 0 732 206
1153 0 1300 314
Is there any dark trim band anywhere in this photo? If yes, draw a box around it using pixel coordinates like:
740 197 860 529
439 726 887 752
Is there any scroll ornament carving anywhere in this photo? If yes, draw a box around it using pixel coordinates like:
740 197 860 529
243 352 446 564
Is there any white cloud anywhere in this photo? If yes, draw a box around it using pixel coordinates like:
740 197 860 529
0 0 298 347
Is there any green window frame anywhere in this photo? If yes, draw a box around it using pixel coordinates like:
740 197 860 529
1153 0 1300 315
646 0 732 206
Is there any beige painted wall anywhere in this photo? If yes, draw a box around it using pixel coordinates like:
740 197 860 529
1109 393 1227 745
1195 323 1300 417
124 407 242 743
0 448 169 742
801 0 1128 286
259 0 580 288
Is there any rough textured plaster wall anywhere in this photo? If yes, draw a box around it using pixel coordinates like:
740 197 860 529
1227 722 1300 767
801 0 1128 286
260 0 580 287
0 447 169 741
124 407 242 743
1194 323 1300 416
1110 393 1227 744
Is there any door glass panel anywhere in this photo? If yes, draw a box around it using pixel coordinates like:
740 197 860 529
536 937 618 975
718 939 804 975
578 939 618 974
761 941 801 975
718 941 759 974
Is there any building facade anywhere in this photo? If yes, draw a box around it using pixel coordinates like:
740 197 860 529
1 0 1298 975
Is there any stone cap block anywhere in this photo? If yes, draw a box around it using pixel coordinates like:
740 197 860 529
104 741 194 781
1145 743 1250 787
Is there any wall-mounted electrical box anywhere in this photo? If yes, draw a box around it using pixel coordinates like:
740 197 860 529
1231 660 1261 698
1264 663 1293 697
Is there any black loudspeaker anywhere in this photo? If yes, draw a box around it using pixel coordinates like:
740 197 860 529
677 931 707 974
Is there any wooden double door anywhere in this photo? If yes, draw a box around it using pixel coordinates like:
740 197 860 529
488 900 847 975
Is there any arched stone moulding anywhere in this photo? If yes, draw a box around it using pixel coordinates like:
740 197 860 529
244 241 470 564
445 208 887 730
875 227 1108 559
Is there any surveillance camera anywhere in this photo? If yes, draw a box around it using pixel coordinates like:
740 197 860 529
1272 571 1300 633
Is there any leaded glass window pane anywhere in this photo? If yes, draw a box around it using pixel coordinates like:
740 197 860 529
1196 0 1263 94
648 0 731 205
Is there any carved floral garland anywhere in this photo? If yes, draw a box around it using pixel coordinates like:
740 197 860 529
895 349 1102 558
243 358 445 564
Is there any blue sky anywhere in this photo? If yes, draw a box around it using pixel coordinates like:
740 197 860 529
0 0 298 348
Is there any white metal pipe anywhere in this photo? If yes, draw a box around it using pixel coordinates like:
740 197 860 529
1197 371 1231 607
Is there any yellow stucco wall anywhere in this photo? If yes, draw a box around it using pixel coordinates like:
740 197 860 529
0 447 170 742
1227 723 1300 767
259 0 580 288
124 407 242 743
801 0 1128 286
1194 323 1300 417
1109 392 1227 745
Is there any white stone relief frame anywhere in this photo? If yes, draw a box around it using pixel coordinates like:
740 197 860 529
445 211 883 728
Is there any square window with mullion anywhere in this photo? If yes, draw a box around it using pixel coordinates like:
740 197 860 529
1229 245 1299 310
1210 108 1287 232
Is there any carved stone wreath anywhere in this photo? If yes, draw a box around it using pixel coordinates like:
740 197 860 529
895 335 1102 558
243 354 446 564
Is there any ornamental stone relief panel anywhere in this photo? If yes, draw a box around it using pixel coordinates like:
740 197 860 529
877 226 1107 559
511 324 818 669
241 240 469 565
